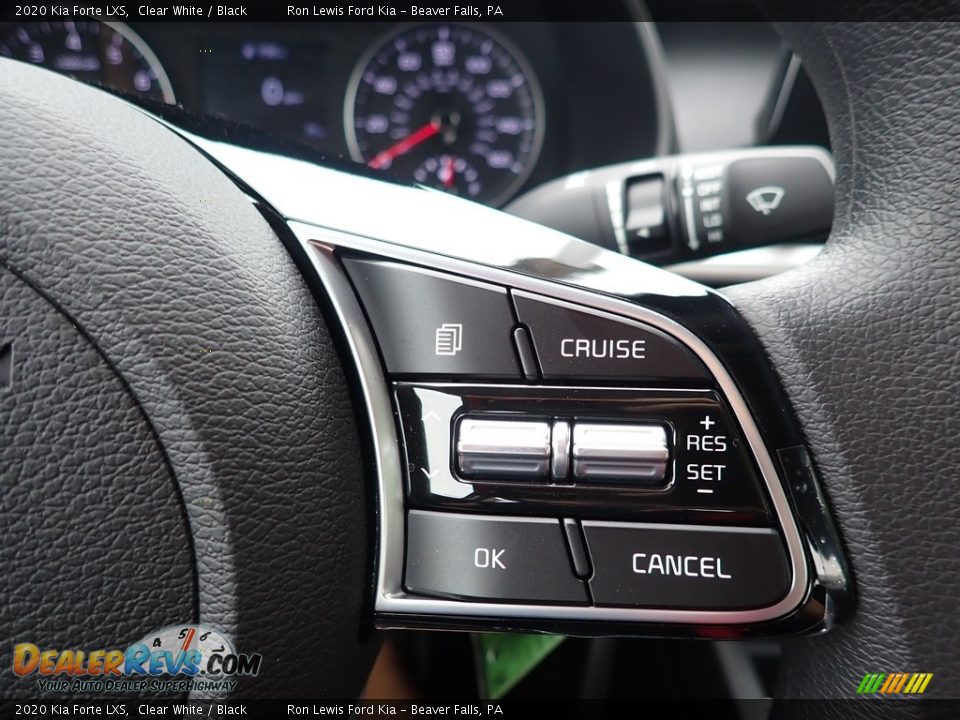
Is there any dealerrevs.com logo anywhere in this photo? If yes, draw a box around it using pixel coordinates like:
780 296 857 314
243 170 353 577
12 624 261 694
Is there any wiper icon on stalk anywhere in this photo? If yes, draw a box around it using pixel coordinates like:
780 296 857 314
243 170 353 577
745 186 785 216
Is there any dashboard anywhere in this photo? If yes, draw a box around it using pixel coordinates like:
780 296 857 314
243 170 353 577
0 19 665 207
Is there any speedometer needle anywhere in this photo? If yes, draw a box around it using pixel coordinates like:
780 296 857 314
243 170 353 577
442 156 456 189
367 120 440 170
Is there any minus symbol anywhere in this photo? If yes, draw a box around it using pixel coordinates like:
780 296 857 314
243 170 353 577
696 488 714 494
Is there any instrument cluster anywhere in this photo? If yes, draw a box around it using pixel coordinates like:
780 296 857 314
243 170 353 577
0 20 662 206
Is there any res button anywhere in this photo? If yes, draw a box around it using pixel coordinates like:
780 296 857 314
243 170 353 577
511 291 708 382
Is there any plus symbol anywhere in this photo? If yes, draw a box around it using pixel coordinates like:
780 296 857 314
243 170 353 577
699 415 716 430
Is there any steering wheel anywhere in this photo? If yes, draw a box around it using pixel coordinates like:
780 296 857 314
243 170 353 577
0 19 954 703
728 20 960 700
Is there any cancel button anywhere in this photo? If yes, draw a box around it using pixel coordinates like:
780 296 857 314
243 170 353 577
582 521 790 609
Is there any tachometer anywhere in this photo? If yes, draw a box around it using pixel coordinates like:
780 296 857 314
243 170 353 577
0 21 174 103
345 24 544 206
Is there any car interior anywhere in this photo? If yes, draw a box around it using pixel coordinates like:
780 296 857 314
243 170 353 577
1 1 955 715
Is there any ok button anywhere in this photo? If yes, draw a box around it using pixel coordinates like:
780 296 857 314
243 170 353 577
474 548 507 570
405 511 588 604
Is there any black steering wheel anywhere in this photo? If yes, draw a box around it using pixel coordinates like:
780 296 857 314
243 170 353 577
729 20 960 700
0 19 956 704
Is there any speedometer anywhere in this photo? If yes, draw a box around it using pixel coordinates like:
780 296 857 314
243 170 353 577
345 24 544 206
0 21 174 103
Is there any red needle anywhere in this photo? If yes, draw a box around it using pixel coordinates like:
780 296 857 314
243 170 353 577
179 627 196 659
442 156 456 189
367 121 440 170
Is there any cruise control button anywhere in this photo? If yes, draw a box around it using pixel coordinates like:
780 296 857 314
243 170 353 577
512 291 708 382
582 522 790 609
405 511 588 603
343 258 520 378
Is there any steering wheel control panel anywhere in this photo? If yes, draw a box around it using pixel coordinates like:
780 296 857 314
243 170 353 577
301 243 832 635
163 89 851 641
175 113 852 638
396 383 792 611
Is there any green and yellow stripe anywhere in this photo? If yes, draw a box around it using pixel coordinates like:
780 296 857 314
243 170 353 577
857 672 932 694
